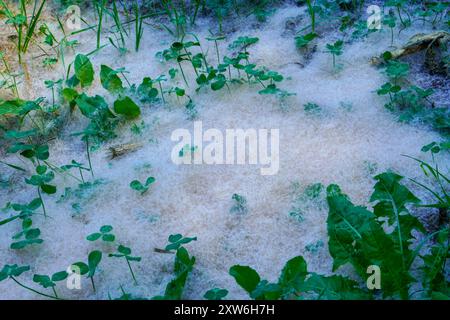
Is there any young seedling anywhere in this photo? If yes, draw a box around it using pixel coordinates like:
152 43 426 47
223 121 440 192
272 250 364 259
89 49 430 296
137 77 159 102
206 34 226 64
109 245 141 285
295 32 317 49
25 165 57 217
204 288 228 300
0 198 42 226
44 79 62 110
87 225 116 242
377 82 401 103
0 0 47 63
130 176 155 195
71 250 102 293
325 40 344 71
10 218 43 250
385 61 409 84
230 193 248 214
61 160 91 184
0 264 60 299
229 256 310 300
154 75 168 104
153 234 197 299
403 142 449 224
386 0 411 28
165 234 197 251
303 102 321 115
0 51 21 98
33 271 68 298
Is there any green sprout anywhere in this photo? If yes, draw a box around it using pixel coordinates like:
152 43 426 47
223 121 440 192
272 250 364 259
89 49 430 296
130 176 156 195
109 245 141 285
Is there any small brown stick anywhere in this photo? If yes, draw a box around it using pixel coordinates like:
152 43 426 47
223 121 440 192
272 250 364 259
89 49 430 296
154 248 174 254
370 31 450 65
108 142 143 159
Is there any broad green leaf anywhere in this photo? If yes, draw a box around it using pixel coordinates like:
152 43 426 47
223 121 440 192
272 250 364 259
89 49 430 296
41 184 57 194
74 54 94 87
113 96 141 119
326 184 412 299
100 65 124 94
88 250 102 277
302 274 370 300
137 77 158 100
0 99 25 116
75 94 109 118
61 88 79 103
370 172 424 261
51 271 69 282
163 247 195 300
33 274 55 288
278 256 308 297
229 265 261 295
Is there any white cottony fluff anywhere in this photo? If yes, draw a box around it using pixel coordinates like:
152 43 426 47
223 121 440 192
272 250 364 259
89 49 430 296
0 4 448 299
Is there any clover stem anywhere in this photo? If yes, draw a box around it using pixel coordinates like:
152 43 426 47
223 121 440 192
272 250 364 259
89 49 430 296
178 61 189 86
52 286 58 298
79 167 85 184
86 137 94 178
158 82 166 104
90 276 96 293
126 259 138 285
214 40 220 64
11 277 59 300
37 187 47 218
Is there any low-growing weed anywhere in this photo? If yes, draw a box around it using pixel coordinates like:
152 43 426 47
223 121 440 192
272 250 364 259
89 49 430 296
130 176 156 195
87 225 116 242
325 40 344 71
71 250 102 292
204 288 228 300
303 102 321 115
33 271 68 298
0 264 60 299
25 165 57 217
230 193 248 215
0 0 47 63
61 160 91 184
109 245 141 285
153 234 197 299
